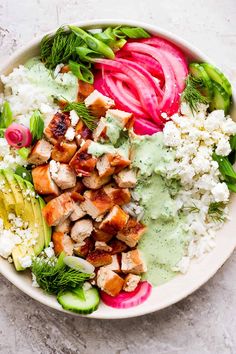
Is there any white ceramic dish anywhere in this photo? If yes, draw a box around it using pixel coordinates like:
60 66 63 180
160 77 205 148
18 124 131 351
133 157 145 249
0 19 235 319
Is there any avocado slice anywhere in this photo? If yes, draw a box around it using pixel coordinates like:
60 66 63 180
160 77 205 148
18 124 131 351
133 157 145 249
11 244 34 271
3 169 25 217
0 171 16 214
38 196 52 247
0 197 11 229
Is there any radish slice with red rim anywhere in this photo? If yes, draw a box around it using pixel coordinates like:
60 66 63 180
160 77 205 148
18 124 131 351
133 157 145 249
100 281 152 309
5 123 32 149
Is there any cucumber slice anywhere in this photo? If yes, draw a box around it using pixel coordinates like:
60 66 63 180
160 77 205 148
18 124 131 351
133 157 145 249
57 287 100 314
209 81 230 114
189 63 213 98
202 63 232 96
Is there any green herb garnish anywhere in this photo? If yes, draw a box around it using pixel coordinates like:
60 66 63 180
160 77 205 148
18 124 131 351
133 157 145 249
15 166 33 182
183 203 200 213
63 101 97 131
32 253 91 295
0 101 13 129
182 75 209 112
18 147 31 160
30 110 44 141
208 202 225 222
113 26 150 39
69 60 94 83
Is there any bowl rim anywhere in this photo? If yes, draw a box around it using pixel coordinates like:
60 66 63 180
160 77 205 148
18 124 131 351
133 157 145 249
0 19 235 319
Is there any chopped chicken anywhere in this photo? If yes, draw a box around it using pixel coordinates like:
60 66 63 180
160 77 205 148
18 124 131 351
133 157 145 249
74 237 94 258
75 120 92 145
109 239 128 254
70 191 85 203
84 89 115 117
65 180 85 194
69 140 97 176
92 225 113 243
103 184 131 205
55 218 71 233
70 203 86 221
99 205 129 235
27 139 53 165
49 161 76 190
101 255 121 273
71 219 93 244
95 241 112 252
116 219 146 247
86 250 112 268
121 249 147 275
92 117 107 141
52 232 74 256
110 153 131 173
123 274 141 292
114 169 137 188
96 153 115 177
82 170 111 190
42 192 75 226
51 140 77 163
32 164 59 196
77 80 94 102
44 112 71 144
80 189 113 219
105 109 134 128
97 268 124 297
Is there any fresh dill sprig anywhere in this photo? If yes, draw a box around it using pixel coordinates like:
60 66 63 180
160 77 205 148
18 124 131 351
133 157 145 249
63 101 98 131
40 27 83 69
181 75 209 112
31 253 91 294
208 202 225 222
183 203 200 213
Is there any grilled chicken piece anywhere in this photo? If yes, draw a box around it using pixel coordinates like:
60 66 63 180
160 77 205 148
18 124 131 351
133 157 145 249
97 268 124 297
52 232 74 256
92 226 113 243
49 161 76 190
77 80 94 102
69 140 97 176
105 109 134 129
121 249 147 275
80 189 113 219
42 192 75 226
71 219 93 244
116 219 146 248
51 140 77 163
123 274 141 292
74 236 94 258
114 169 137 188
84 89 115 117
86 250 112 267
32 164 59 196
75 120 93 145
44 112 71 144
70 203 86 221
102 254 121 273
95 241 112 252
70 191 85 203
55 219 71 233
109 239 128 255
92 117 107 142
82 170 111 190
110 154 131 173
96 153 115 178
99 205 129 235
65 180 85 194
27 139 53 165
103 184 131 205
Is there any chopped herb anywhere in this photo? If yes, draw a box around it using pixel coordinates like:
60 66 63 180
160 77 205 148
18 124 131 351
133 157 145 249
0 101 13 129
63 101 97 131
113 26 150 39
30 110 44 141
208 202 225 222
69 60 94 83
181 75 209 112
212 153 236 182
182 203 200 213
31 253 91 295
15 166 33 183
18 147 31 160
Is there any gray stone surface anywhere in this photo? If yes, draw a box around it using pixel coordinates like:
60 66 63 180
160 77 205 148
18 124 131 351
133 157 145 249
0 0 236 353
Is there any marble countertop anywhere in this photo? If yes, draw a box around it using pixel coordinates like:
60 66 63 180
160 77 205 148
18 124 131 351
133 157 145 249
0 1 236 353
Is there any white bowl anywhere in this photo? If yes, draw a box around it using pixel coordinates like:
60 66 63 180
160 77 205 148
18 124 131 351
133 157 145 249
0 19 235 319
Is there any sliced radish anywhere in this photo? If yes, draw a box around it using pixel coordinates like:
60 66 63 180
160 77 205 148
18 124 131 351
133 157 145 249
100 281 152 309
64 256 95 274
5 123 32 149
134 118 163 135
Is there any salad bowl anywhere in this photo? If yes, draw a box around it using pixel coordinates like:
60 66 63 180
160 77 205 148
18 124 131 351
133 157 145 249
0 19 235 319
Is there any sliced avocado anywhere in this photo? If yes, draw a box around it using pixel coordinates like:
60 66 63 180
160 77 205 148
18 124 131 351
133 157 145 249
3 169 24 217
38 196 52 247
0 171 16 213
12 244 34 271
0 197 11 229
14 174 34 219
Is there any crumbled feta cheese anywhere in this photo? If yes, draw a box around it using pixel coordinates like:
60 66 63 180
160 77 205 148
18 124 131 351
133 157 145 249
215 138 231 156
70 110 80 126
163 121 181 147
19 255 32 268
32 273 40 288
44 245 55 258
49 160 60 179
212 183 230 202
65 126 75 141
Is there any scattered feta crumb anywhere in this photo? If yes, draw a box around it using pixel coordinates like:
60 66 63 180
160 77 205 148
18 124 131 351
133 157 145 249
65 126 75 141
70 110 80 126
212 182 230 202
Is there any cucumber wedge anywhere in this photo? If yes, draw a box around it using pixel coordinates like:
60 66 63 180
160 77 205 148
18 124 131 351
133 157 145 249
57 287 100 314
201 63 232 96
189 63 213 98
209 81 230 114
